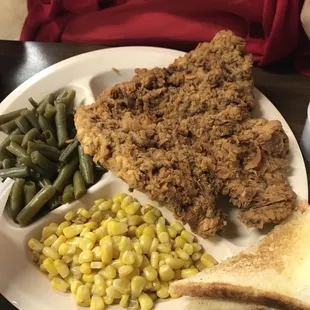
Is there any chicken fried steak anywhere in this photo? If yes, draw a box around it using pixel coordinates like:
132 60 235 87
75 31 296 237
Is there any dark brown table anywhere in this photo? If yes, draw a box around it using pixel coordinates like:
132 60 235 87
0 41 310 310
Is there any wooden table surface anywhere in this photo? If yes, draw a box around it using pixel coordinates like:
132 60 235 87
0 40 310 310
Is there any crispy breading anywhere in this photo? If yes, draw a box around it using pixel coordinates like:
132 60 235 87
75 31 296 237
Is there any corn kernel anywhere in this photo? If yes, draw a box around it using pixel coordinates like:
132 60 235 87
99 199 113 211
158 232 169 243
68 267 80 281
170 221 183 233
85 221 99 230
192 252 201 261
50 277 69 293
157 243 171 253
83 272 96 283
128 215 142 226
135 224 148 238
140 234 152 254
120 294 130 308
143 227 155 238
181 230 195 243
80 263 92 275
106 286 122 299
111 202 121 213
90 295 105 310
156 217 166 225
101 241 113 264
70 280 83 294
101 265 117 280
64 211 76 221
93 274 106 296
143 265 158 281
149 238 159 255
138 292 153 310
125 202 140 215
58 243 76 256
121 195 134 210
131 276 145 299
42 225 58 241
128 299 139 310
79 238 95 251
107 221 128 236
76 285 91 307
113 193 127 203
143 210 157 224
121 250 135 265
133 253 143 268
183 243 194 256
113 278 130 294
200 253 217 268
167 226 177 239
150 252 159 269
118 265 134 278
28 238 44 253
56 221 71 237
42 247 60 260
156 282 169 299
159 264 174 281
63 224 83 239
53 259 70 278
103 296 114 305
165 257 184 269
66 236 81 248
43 258 58 276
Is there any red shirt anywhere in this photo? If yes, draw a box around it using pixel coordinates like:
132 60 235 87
22 0 309 72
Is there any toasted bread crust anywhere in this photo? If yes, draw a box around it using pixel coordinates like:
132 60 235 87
173 282 310 310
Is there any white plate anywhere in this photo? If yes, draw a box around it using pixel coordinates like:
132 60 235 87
0 47 308 310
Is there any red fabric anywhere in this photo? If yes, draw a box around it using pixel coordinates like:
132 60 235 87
21 0 309 74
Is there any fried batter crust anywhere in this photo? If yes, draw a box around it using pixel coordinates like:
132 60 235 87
75 31 296 237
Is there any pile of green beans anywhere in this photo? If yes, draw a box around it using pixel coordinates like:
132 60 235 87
0 90 107 226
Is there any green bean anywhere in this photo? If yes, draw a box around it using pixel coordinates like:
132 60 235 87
0 109 26 126
53 157 79 192
37 177 52 189
24 181 37 205
0 128 21 160
21 128 40 148
16 185 56 226
20 109 40 130
78 145 94 185
55 90 68 103
62 184 74 203
73 170 86 199
30 151 57 173
57 90 76 114
6 141 28 159
38 115 56 137
15 115 32 133
55 103 68 148
0 166 29 179
44 103 56 120
18 156 50 178
9 134 24 144
9 178 25 222
0 119 18 134
27 141 60 161
42 130 58 148
59 138 79 163
48 195 63 210
36 94 55 115
2 158 14 169
28 97 39 109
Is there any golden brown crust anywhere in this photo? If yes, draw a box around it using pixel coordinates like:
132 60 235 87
174 282 310 310
75 30 296 237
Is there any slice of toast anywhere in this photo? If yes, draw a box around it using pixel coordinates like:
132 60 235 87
170 209 310 310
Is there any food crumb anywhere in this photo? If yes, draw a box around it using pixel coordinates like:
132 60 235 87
112 67 120 74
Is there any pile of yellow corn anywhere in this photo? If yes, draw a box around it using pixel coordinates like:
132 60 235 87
28 193 217 310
